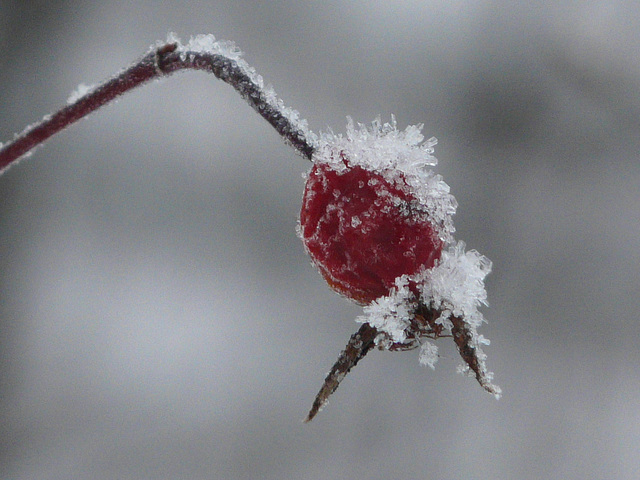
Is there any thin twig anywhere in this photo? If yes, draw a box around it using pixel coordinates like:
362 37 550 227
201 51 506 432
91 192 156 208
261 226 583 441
0 39 316 174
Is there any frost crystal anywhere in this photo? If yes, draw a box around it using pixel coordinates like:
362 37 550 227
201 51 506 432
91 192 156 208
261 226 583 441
356 275 416 344
67 83 96 104
419 241 492 328
419 341 439 369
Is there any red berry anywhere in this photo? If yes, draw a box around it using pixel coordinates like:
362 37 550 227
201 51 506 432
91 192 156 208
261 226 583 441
299 152 443 304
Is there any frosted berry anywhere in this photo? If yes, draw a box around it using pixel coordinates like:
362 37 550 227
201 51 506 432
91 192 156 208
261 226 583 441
299 152 443 304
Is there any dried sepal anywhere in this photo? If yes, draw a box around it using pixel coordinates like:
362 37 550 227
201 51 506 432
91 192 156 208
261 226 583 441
450 315 501 398
305 323 378 422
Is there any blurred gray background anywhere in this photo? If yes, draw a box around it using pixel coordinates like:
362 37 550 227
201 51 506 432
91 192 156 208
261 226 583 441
1 1 639 479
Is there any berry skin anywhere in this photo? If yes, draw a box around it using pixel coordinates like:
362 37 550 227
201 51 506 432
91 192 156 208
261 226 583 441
299 152 443 305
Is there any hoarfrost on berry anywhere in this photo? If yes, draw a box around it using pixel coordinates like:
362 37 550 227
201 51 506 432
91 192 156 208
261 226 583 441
301 117 499 406
312 116 457 244
356 275 416 344
299 127 445 304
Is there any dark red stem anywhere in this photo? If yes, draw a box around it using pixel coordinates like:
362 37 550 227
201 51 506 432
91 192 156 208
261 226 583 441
0 41 315 173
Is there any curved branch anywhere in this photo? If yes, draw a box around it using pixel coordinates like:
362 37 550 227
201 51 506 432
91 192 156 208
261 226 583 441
0 37 316 174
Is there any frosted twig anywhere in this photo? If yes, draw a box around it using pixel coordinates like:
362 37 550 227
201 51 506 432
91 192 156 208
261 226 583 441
0 35 316 174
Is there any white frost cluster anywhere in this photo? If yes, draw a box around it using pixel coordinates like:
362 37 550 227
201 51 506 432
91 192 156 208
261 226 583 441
356 275 416 344
421 241 497 392
165 33 318 151
313 117 457 243
419 241 492 329
355 241 495 381
418 341 439 369
67 83 96 104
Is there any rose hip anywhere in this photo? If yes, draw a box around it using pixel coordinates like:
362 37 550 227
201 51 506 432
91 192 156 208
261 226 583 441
299 153 443 304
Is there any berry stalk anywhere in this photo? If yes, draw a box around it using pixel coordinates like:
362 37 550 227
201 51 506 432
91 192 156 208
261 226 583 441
0 35 316 174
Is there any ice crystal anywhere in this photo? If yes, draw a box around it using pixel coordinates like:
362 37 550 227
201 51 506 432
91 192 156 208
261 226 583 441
418 341 439 369
356 275 416 344
419 241 492 328
67 83 96 104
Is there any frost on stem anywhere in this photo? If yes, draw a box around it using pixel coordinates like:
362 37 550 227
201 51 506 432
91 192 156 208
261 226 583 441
66 83 96 105
303 118 500 421
0 33 317 174
168 33 318 158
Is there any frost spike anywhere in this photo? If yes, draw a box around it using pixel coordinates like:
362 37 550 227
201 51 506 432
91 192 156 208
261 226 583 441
305 323 378 422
